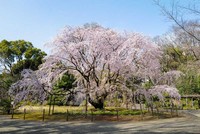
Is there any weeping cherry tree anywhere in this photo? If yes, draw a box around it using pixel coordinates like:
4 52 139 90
49 24 161 109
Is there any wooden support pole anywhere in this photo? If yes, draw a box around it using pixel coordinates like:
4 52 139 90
11 108 14 119
192 98 194 108
42 109 45 122
91 110 94 122
176 106 178 116
117 109 119 121
151 97 154 116
48 95 52 115
171 100 173 117
186 97 188 109
66 109 69 121
139 100 143 120
198 99 200 109
85 94 88 118
52 97 55 114
23 108 26 120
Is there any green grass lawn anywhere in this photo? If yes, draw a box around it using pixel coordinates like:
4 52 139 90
12 105 148 121
11 105 179 122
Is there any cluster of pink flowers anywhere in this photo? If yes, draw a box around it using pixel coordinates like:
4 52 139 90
9 24 182 107
135 85 181 105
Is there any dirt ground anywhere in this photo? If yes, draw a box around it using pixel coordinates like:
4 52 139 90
0 115 200 134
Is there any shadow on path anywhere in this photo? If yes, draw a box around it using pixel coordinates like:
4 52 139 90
0 115 200 134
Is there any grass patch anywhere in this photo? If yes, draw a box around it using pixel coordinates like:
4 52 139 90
12 105 180 122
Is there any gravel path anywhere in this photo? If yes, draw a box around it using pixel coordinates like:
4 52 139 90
0 115 200 134
182 110 200 117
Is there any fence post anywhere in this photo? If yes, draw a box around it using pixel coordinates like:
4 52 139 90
66 109 69 121
171 100 173 117
198 99 200 109
48 95 52 115
23 108 26 120
91 110 94 122
139 100 144 120
52 98 55 114
85 94 88 118
117 109 119 121
186 97 188 109
151 98 154 116
11 108 14 119
42 109 45 122
192 98 194 108
176 105 178 116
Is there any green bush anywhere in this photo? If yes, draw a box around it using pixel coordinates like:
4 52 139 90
0 99 12 114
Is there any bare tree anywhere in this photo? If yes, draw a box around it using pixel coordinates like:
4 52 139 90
155 0 200 42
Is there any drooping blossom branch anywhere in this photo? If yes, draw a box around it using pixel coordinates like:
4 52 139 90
9 56 67 106
9 24 163 109
49 24 162 109
135 85 181 107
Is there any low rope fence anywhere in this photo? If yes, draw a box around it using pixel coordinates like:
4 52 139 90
1 105 182 122
9 108 123 122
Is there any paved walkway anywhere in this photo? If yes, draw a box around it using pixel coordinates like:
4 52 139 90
0 115 200 134
181 109 200 117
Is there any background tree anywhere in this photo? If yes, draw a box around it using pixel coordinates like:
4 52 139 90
11 47 46 74
155 0 200 42
154 21 200 95
0 73 15 113
0 39 46 112
52 72 77 106
0 40 46 74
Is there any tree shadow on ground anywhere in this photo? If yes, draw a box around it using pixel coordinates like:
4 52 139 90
0 115 199 134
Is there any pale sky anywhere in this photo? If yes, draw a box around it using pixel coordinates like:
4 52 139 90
0 0 191 54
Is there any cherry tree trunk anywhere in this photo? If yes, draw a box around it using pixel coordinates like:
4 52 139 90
88 97 105 109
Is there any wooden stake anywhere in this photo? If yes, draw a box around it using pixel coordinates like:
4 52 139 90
91 110 94 122
11 109 14 119
42 109 45 122
23 109 26 120
66 109 69 121
48 95 52 115
117 109 119 121
52 97 55 114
